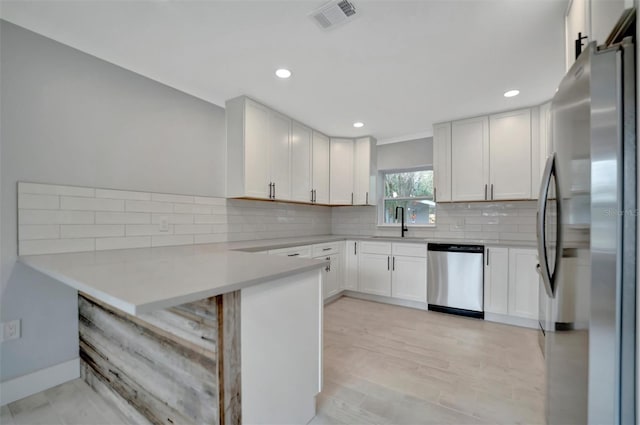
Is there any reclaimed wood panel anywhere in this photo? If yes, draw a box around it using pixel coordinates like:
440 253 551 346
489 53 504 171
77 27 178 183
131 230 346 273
79 292 241 425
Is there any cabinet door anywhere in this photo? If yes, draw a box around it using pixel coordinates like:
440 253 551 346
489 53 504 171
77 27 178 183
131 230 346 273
484 247 509 314
489 109 532 200
451 117 489 201
290 122 313 203
358 253 391 296
508 248 540 319
433 122 452 203
320 254 340 299
391 255 427 302
354 137 375 205
269 111 292 201
344 240 359 291
244 100 272 199
329 138 354 205
312 131 330 204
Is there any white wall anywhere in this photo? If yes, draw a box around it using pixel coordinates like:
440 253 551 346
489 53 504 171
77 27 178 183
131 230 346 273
376 138 433 171
0 21 227 381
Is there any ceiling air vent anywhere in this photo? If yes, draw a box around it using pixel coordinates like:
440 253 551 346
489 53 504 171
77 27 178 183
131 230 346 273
310 0 357 30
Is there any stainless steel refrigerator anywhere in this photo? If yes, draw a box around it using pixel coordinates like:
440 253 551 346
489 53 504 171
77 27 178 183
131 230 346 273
536 22 636 425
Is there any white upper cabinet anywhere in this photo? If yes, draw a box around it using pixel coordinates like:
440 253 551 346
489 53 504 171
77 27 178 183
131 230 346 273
312 131 330 204
489 109 532 200
241 99 272 199
270 111 292 201
227 96 293 201
330 138 355 205
290 121 313 203
432 122 452 203
451 116 490 201
353 137 377 206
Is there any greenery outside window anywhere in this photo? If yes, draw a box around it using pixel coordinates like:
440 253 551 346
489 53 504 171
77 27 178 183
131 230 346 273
379 168 435 225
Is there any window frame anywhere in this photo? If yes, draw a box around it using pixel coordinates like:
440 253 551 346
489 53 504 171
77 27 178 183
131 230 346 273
377 166 436 227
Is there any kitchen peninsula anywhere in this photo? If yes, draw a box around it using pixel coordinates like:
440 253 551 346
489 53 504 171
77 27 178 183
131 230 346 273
19 244 327 425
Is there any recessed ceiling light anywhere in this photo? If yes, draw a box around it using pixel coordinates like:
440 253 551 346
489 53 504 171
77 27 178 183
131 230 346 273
353 122 364 128
275 68 291 79
504 89 520 98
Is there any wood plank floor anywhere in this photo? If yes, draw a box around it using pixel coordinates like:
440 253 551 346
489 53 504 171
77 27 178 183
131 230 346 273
3 296 545 425
312 297 545 425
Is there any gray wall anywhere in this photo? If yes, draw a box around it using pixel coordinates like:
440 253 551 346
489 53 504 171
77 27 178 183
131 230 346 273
376 137 433 171
0 21 227 381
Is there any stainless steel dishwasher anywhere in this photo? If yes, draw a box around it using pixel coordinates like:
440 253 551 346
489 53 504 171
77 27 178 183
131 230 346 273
427 243 484 318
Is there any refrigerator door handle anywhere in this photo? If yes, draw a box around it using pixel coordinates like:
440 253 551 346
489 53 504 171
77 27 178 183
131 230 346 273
536 153 560 298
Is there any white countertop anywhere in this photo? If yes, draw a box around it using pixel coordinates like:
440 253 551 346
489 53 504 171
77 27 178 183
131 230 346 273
19 233 549 316
20 243 327 315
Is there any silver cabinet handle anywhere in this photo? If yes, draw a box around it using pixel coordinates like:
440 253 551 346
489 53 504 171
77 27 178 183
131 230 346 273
322 247 331 251
311 189 314 203
484 184 488 200
491 184 494 200
351 193 354 205
366 192 369 204
313 189 316 203
273 182 276 199
354 242 357 255
325 257 331 272
392 256 396 271
387 256 390 271
288 253 299 257
486 248 489 266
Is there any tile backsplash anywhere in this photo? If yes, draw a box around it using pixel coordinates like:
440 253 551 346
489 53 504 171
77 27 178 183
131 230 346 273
17 182 331 255
332 201 587 244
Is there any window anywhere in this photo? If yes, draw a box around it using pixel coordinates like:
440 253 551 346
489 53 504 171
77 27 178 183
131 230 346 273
379 168 435 225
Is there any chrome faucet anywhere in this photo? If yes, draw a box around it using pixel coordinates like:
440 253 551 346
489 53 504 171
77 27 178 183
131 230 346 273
395 206 408 238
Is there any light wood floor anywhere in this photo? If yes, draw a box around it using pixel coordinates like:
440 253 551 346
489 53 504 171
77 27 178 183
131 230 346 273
2 297 545 425
312 297 545 425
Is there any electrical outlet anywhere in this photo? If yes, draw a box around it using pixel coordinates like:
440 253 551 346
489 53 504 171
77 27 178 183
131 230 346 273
159 216 169 232
1 319 21 342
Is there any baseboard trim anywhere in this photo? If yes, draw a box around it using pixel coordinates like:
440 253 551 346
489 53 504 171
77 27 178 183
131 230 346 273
0 358 80 406
484 312 539 329
342 291 428 311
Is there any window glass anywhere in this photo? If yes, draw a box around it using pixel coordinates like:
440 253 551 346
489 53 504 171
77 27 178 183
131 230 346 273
381 169 435 225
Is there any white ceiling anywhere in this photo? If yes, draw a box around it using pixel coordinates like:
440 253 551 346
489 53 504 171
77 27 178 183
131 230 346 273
0 0 568 142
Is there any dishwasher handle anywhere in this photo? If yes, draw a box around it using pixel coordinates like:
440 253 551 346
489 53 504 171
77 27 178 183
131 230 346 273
428 243 484 254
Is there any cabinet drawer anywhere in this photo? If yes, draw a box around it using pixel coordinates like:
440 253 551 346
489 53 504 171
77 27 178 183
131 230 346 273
269 245 312 258
359 241 392 255
392 243 427 258
312 242 342 257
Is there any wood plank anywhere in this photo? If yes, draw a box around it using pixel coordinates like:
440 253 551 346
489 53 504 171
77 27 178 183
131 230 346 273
79 292 244 425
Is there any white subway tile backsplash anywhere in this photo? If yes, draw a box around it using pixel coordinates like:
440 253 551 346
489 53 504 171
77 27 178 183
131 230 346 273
20 238 95 255
19 225 60 241
173 203 213 214
125 200 174 213
96 212 151 224
194 196 226 206
151 235 194 247
194 234 226 244
18 193 60 210
95 189 151 201
18 182 94 197
174 224 213 235
151 193 194 204
61 196 124 212
194 214 227 224
19 210 94 225
96 236 152 251
61 225 125 238
126 224 173 236
151 213 194 224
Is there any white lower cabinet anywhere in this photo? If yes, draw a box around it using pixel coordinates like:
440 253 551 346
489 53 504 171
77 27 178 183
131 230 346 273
507 248 539 320
484 247 509 314
358 253 392 296
344 240 359 291
357 242 427 302
391 255 427 302
484 246 540 324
